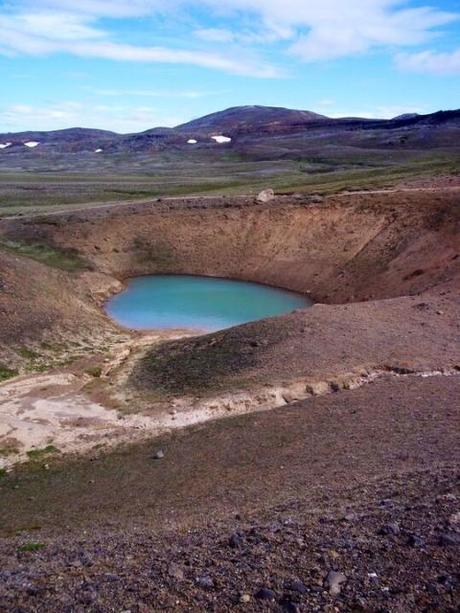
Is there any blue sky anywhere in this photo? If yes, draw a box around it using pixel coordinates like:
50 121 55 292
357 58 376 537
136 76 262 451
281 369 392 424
1 0 459 133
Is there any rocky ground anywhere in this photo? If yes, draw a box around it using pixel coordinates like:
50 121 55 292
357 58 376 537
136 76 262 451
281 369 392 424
0 375 459 611
1 467 459 612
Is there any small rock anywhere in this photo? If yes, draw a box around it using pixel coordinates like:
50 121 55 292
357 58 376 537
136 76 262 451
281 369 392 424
437 493 457 502
305 381 330 396
239 593 251 603
438 532 460 547
379 498 395 508
255 587 276 600
368 572 378 580
153 450 164 460
448 512 460 526
379 522 401 536
282 391 299 403
195 575 214 590
353 596 368 610
285 579 307 594
168 563 185 580
228 533 243 548
329 550 340 560
78 590 97 605
407 534 424 547
256 188 275 203
280 599 299 612
324 570 347 596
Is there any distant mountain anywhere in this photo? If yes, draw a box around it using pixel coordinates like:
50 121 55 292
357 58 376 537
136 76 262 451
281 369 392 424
0 127 118 152
392 113 420 121
0 106 459 155
176 105 327 135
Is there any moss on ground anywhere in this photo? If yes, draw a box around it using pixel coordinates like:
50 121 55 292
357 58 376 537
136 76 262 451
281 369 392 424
0 238 88 271
26 445 59 461
0 364 18 382
17 347 40 360
85 366 102 378
17 542 45 552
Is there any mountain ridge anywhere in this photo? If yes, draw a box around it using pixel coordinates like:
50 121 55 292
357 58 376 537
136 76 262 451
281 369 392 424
0 105 459 155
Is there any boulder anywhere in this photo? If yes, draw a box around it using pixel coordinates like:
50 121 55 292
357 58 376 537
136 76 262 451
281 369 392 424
256 188 275 203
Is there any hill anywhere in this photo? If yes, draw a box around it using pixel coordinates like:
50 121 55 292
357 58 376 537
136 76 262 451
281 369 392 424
0 106 459 155
176 105 328 134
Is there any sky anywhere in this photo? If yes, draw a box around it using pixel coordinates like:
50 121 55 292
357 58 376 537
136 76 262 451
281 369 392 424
0 0 459 133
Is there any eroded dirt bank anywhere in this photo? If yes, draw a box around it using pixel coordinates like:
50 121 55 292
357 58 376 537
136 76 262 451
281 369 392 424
2 188 459 305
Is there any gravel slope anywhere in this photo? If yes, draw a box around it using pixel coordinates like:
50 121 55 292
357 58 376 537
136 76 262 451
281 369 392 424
1 375 459 611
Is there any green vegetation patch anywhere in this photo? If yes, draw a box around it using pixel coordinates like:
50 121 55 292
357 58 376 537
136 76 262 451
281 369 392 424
0 446 20 457
18 542 45 552
0 238 88 271
0 364 18 382
85 366 102 378
26 445 59 461
17 347 40 360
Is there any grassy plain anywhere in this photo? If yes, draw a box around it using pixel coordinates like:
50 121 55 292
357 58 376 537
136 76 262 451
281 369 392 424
0 148 459 216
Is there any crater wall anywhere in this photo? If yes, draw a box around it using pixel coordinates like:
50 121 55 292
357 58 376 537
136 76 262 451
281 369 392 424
2 189 459 306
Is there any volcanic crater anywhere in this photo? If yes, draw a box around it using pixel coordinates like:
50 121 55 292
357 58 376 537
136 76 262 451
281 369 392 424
1 181 460 612
0 185 459 465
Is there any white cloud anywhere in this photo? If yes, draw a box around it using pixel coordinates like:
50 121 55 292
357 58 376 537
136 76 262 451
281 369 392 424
0 0 458 74
18 1 169 19
287 4 457 61
91 87 227 98
195 28 236 43
0 101 186 132
195 0 458 60
2 11 105 40
0 4 280 77
395 48 460 75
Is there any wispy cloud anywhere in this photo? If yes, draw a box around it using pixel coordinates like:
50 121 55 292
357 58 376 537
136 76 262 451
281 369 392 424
0 1 458 76
0 101 186 132
287 4 457 62
90 87 228 98
0 4 281 77
396 48 460 76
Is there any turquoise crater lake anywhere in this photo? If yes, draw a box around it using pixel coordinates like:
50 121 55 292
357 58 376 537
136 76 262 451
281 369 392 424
105 275 312 331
